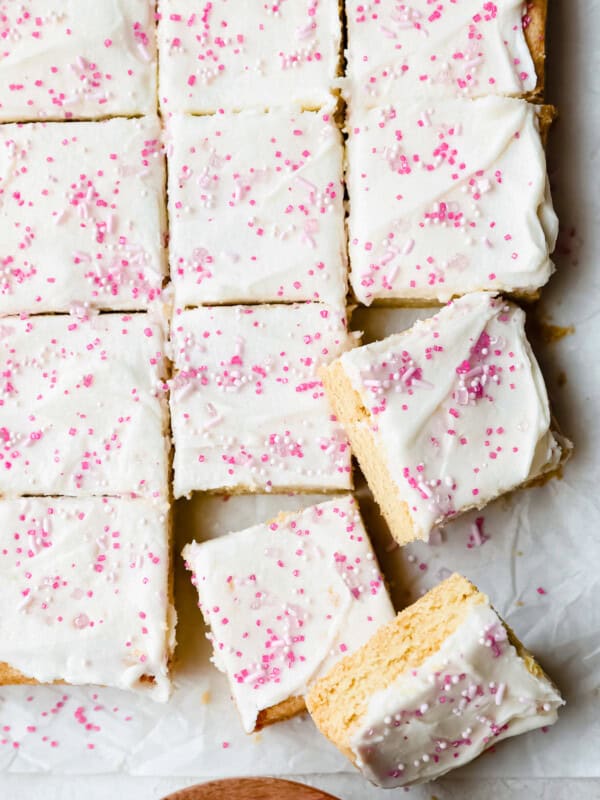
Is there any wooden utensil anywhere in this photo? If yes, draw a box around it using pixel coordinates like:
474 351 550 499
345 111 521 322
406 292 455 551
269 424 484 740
162 777 341 800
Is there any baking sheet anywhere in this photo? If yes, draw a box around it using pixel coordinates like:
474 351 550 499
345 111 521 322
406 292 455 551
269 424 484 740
1 0 599 792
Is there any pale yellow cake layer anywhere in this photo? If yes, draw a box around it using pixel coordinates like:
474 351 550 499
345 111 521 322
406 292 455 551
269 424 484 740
306 574 483 759
321 359 418 545
306 573 552 762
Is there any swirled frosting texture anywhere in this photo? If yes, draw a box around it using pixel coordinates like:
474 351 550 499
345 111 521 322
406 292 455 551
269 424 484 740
0 0 157 121
0 313 169 498
345 0 537 109
0 117 166 314
158 0 341 113
347 96 557 304
0 496 174 700
169 303 355 496
167 109 346 307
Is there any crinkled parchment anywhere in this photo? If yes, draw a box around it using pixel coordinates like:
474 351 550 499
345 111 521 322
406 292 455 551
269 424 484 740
0 1 598 790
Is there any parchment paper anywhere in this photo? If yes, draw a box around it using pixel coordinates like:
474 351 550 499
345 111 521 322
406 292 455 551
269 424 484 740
0 0 598 792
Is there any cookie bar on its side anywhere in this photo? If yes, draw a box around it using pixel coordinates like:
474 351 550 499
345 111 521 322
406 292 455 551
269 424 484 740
0 117 166 315
169 303 355 497
306 573 564 788
321 292 567 545
166 109 347 308
0 496 176 701
347 96 558 306
182 495 395 733
345 0 547 110
0 313 170 499
0 0 157 121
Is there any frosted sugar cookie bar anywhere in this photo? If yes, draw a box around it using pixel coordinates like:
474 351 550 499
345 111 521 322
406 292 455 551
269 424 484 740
0 496 175 701
0 0 157 121
347 96 557 305
169 303 355 497
345 0 547 109
167 109 346 308
158 0 342 113
0 117 166 315
0 312 169 498
182 495 394 732
321 293 567 545
306 573 563 787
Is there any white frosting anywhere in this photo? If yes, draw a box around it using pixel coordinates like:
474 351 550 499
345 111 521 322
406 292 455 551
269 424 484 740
339 293 563 541
345 0 537 109
0 117 167 314
182 495 395 732
0 313 170 498
170 303 355 497
347 96 557 304
351 602 564 787
0 496 175 701
167 109 347 307
158 0 341 113
0 0 157 121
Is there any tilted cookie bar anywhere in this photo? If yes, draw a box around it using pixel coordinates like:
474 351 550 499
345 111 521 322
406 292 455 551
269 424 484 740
307 573 563 787
322 293 567 545
183 495 394 732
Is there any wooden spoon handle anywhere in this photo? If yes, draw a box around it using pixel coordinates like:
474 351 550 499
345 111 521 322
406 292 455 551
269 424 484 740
162 777 341 800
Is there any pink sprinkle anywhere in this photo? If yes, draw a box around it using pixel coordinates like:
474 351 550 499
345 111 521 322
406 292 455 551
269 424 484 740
468 517 489 548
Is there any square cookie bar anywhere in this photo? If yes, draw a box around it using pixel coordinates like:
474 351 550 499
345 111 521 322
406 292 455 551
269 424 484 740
347 96 557 305
307 573 563 788
0 0 157 121
0 496 175 700
167 109 346 308
182 495 395 732
158 0 341 113
345 0 546 109
0 117 166 314
322 292 566 545
348 97 558 305
0 313 169 498
170 304 354 497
